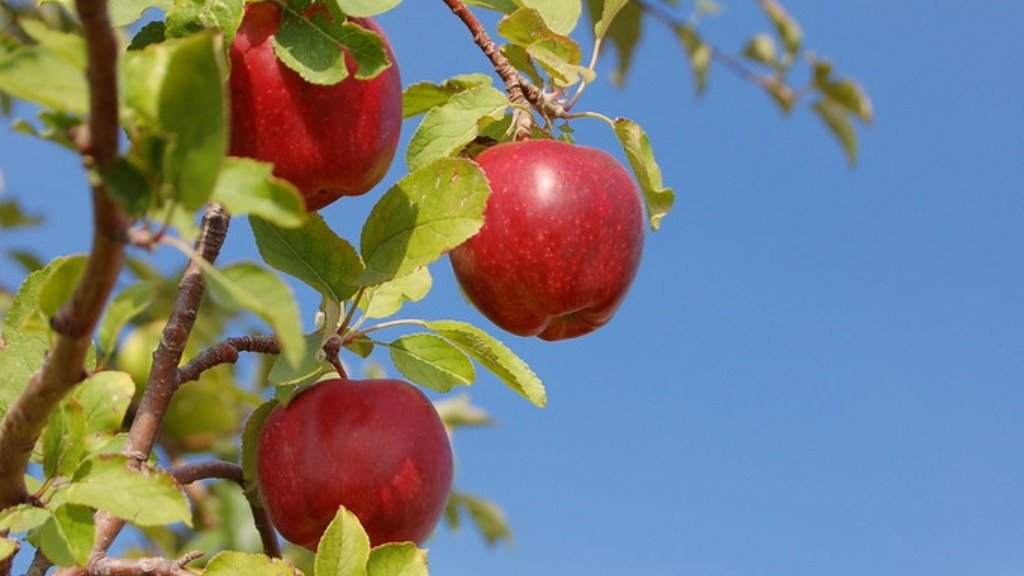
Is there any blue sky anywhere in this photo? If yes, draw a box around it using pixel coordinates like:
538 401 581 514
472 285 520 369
2 1 1023 575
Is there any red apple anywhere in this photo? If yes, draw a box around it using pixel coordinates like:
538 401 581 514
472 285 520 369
256 378 453 549
229 2 402 211
450 139 645 341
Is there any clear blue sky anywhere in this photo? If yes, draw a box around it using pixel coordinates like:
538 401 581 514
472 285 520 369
2 1 1022 575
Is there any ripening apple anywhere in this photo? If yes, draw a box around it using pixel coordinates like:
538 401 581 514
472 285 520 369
450 139 646 341
256 378 453 549
229 1 402 211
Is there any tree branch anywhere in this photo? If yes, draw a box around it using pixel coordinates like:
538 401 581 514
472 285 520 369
0 0 128 511
89 204 231 557
87 551 203 576
439 0 564 137
177 335 280 385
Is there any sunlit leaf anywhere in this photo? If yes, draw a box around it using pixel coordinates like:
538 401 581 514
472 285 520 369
357 266 432 319
423 320 545 407
359 158 490 286
337 0 403 17
389 333 475 393
315 507 371 576
97 281 159 358
406 86 508 171
212 158 306 229
402 74 493 119
613 118 675 230
367 543 428 576
274 5 390 84
204 551 298 576
35 504 94 567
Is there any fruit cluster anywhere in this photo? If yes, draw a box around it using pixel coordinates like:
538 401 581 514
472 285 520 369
231 2 645 549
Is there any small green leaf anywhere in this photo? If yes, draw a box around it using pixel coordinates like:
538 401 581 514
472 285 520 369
38 254 87 318
315 507 371 576
433 393 494 429
759 0 801 59
273 7 390 85
128 21 166 51
367 543 428 576
592 0 629 41
337 0 403 17
251 215 363 303
98 280 159 358
56 455 191 527
165 0 243 45
0 199 42 229
406 86 508 171
71 371 136 440
613 118 675 231
204 551 298 576
528 38 592 87
0 537 16 561
357 266 432 320
41 399 87 479
36 504 94 567
500 44 544 87
104 156 154 217
241 401 277 506
123 31 227 210
517 0 581 35
212 158 306 229
359 158 491 286
813 99 858 166
676 25 712 96
0 22 87 114
389 333 475 393
465 0 518 12
402 74 493 119
0 503 51 533
268 332 333 387
445 491 511 546
423 320 545 407
743 33 777 66
201 262 306 368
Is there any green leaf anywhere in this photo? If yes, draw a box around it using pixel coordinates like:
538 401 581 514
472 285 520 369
337 0 403 17
201 262 306 368
98 280 159 358
406 86 508 171
104 156 154 217
0 504 50 533
357 266 432 319
528 38 592 87
251 215 363 303
204 551 298 576
465 0 518 12
110 0 175 26
423 320 545 407
212 158 306 229
128 21 166 51
241 401 277 508
446 492 511 546
165 0 244 45
389 333 475 393
0 21 87 114
367 543 428 576
676 25 711 96
434 393 494 429
358 158 491 286
273 6 390 85
813 99 858 166
517 0 581 35
71 371 136 440
36 504 94 567
759 0 801 60
0 332 49 420
268 332 333 387
613 118 675 231
315 507 371 576
402 74 493 119
592 0 629 40
586 0 641 86
0 199 42 229
123 31 227 210
0 538 16 561
500 44 544 87
743 33 777 66
37 254 87 318
56 455 191 527
40 398 87 479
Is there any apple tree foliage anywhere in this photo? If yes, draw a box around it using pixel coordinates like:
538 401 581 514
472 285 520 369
0 0 870 574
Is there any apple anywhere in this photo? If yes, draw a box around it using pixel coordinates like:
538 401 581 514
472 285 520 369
229 2 402 211
449 139 646 340
256 378 453 549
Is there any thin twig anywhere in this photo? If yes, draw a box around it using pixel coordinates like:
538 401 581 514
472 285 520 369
177 335 280 385
0 0 128 512
88 204 230 558
86 551 204 576
169 460 282 559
